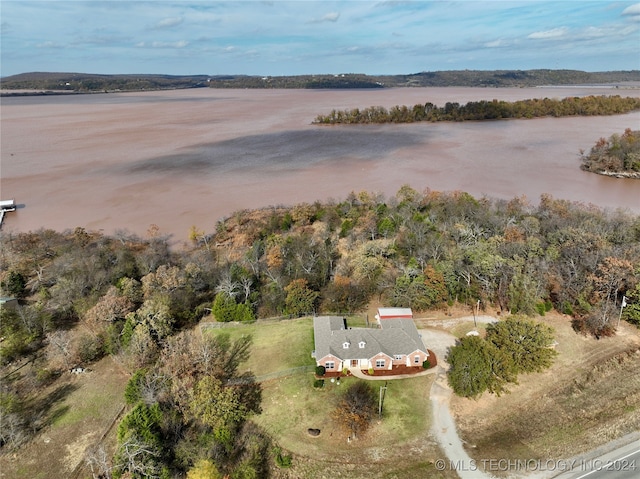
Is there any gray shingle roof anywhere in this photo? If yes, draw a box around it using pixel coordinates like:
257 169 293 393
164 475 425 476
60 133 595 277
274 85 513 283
313 315 426 361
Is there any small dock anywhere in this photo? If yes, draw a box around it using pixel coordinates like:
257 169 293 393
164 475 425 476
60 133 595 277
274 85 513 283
0 199 16 228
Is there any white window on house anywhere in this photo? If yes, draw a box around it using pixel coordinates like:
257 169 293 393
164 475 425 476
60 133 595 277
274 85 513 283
375 359 385 368
414 355 421 364
394 355 403 360
343 341 350 349
325 361 335 369
359 341 366 348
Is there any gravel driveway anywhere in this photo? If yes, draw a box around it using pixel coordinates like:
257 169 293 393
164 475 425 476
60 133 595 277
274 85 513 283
421 319 498 479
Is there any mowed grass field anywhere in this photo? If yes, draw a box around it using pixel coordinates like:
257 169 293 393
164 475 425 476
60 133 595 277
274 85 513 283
204 317 317 375
207 317 455 479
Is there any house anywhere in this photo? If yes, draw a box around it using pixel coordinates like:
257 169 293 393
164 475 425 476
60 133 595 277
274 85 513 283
312 309 430 374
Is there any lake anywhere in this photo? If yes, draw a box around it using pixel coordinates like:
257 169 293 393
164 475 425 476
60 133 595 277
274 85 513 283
1 87 638 242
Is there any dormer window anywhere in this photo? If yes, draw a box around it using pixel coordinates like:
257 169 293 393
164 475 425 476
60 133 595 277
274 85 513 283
358 341 366 349
343 341 350 349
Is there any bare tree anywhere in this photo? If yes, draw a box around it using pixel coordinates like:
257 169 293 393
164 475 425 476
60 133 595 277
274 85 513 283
46 329 73 370
114 435 163 479
85 444 112 479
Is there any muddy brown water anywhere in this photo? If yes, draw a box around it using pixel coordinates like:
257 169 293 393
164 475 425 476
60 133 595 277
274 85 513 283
1 87 638 242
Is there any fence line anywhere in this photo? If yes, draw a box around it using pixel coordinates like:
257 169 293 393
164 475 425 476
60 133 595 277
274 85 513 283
254 365 315 383
199 311 370 332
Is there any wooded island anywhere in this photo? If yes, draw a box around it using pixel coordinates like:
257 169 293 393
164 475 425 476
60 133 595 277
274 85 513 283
313 95 640 124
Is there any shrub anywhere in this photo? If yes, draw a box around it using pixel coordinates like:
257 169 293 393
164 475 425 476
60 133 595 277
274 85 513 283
422 359 431 369
339 219 354 238
562 301 574 316
33 367 58 386
535 302 547 316
273 446 292 468
315 365 325 376
313 379 325 388
124 369 147 405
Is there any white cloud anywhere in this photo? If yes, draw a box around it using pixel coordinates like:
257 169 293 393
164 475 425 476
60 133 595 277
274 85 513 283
576 25 637 40
136 40 189 49
484 39 509 48
622 3 640 21
527 27 569 39
36 41 62 48
154 17 184 29
309 12 340 23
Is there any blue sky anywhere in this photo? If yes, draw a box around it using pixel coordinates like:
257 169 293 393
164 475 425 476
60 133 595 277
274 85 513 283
1 1 639 76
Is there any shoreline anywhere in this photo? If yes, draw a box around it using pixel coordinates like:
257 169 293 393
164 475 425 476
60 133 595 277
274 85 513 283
582 169 640 179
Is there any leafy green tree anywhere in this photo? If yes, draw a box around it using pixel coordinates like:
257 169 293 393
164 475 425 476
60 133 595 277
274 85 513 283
485 317 557 373
284 278 318 315
189 376 248 447
187 459 222 479
125 369 148 405
114 403 168 479
212 291 237 322
447 336 502 398
211 292 255 323
622 283 640 327
1 271 26 297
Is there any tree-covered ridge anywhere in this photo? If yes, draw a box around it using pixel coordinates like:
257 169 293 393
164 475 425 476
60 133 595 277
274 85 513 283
0 72 211 92
313 95 640 124
2 69 639 92
580 129 640 178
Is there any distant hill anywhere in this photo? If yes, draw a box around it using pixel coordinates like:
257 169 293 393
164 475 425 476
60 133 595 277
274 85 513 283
210 70 640 89
1 70 639 93
0 72 211 93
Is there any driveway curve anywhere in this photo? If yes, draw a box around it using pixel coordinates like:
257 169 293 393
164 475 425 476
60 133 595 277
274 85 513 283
422 324 497 479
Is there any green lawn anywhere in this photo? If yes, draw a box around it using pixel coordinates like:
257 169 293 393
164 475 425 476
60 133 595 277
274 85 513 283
254 373 433 459
204 317 316 376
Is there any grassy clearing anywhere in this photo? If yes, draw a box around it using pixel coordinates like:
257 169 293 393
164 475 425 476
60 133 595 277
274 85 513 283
204 317 316 375
255 374 432 470
450 321 488 338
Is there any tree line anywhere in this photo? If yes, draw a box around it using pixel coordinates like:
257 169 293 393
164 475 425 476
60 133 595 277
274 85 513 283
313 95 640 124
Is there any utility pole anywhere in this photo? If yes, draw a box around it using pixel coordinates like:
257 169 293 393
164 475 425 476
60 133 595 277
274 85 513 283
379 381 388 417
617 296 627 329
474 299 480 328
